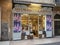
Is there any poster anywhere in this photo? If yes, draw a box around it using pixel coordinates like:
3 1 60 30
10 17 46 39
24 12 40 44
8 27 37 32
46 15 52 37
46 15 52 31
13 13 21 32
13 13 22 40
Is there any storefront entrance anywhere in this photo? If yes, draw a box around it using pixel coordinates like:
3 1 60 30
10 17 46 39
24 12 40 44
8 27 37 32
29 14 38 37
21 14 45 38
54 21 60 36
54 14 60 36
21 14 39 38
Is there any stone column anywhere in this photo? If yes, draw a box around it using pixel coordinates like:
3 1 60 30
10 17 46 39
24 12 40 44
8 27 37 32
0 7 1 40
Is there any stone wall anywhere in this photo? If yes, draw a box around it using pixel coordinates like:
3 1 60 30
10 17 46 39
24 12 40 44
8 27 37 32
0 0 12 40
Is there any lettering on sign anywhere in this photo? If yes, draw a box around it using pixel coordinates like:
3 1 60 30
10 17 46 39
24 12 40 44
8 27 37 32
13 0 55 4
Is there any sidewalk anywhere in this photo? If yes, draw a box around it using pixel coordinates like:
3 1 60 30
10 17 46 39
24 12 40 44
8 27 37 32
0 41 10 45
0 36 60 45
10 36 60 45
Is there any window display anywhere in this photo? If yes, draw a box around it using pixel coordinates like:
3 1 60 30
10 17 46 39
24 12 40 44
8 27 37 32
39 15 45 31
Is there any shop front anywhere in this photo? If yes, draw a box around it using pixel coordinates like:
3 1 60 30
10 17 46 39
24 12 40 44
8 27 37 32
21 14 45 39
12 0 55 40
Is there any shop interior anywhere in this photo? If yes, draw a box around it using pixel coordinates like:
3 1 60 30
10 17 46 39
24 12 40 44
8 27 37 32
21 14 45 38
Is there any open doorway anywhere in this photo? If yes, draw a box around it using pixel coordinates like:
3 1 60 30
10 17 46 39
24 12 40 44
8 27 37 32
29 14 38 37
21 14 39 38
54 14 60 36
54 21 60 36
21 14 45 38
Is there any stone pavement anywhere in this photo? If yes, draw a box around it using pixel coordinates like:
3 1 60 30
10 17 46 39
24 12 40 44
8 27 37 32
0 41 10 45
0 36 60 45
36 42 60 45
10 36 60 45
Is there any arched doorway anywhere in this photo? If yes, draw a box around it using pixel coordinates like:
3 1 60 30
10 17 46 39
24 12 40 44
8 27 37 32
54 14 60 36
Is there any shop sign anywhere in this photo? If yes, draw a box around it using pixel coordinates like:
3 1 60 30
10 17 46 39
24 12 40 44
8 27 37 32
13 7 52 15
13 0 55 4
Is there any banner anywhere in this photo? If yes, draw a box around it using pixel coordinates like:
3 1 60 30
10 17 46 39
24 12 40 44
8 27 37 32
46 15 52 31
46 15 52 37
13 13 22 40
13 13 21 32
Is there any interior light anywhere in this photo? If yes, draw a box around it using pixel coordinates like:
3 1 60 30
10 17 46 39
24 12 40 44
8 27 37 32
30 3 41 7
28 3 42 11
22 14 28 16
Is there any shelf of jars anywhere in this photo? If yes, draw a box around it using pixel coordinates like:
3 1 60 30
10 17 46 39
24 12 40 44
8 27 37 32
38 15 45 38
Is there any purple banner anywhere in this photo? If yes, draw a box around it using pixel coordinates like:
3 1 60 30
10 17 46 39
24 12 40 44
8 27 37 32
13 13 21 32
46 15 52 31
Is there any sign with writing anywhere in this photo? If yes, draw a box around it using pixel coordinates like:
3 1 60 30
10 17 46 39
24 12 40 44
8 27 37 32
13 0 55 4
12 7 52 15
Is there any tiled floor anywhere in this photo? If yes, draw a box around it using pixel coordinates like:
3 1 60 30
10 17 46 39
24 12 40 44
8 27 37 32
10 36 60 45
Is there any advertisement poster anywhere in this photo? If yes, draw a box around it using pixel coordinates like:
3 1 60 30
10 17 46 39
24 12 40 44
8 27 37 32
13 13 21 32
46 15 52 31
46 15 52 37
13 13 22 40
